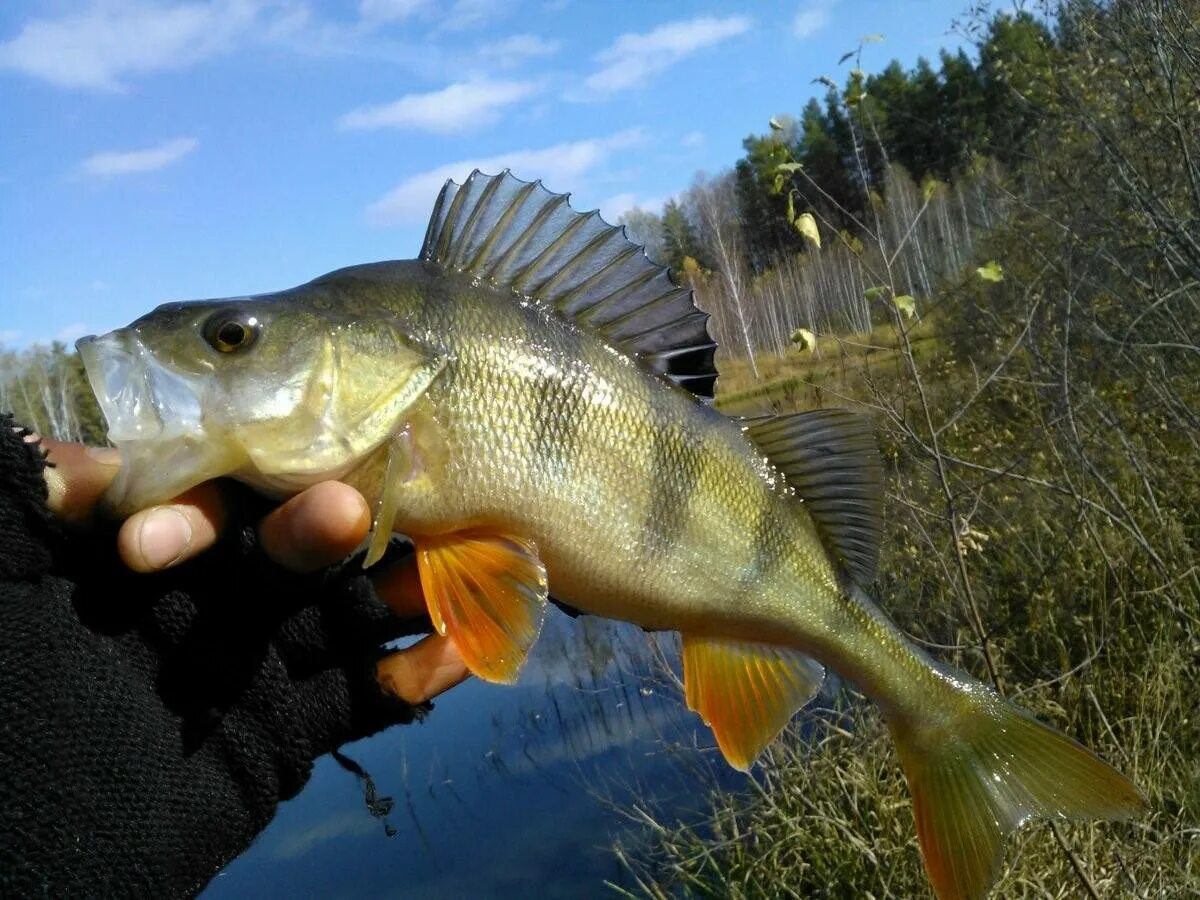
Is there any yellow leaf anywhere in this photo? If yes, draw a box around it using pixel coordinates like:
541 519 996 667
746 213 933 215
794 212 820 248
976 260 1004 283
790 327 816 351
893 294 917 318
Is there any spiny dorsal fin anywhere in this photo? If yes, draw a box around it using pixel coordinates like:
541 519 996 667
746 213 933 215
744 408 884 589
421 169 719 402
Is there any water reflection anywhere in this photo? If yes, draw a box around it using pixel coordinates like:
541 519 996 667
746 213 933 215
204 611 744 898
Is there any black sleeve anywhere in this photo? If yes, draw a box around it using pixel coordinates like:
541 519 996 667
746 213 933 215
0 418 427 897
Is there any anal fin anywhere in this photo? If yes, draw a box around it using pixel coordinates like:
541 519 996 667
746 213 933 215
682 634 824 771
415 531 549 684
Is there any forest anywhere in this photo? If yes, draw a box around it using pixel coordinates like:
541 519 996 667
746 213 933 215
3 0 1197 895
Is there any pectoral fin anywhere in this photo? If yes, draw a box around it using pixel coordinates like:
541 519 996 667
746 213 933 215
682 634 825 772
415 531 549 684
363 427 415 569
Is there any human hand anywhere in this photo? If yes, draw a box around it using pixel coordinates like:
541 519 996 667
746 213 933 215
37 435 466 705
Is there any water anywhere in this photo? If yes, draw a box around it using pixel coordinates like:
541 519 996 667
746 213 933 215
203 613 743 898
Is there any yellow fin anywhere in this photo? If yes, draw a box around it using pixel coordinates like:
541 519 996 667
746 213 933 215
682 634 824 772
415 531 549 684
891 689 1146 900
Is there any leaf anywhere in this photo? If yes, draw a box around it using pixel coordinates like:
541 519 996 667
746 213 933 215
786 192 795 225
861 33 885 43
838 50 855 65
681 256 705 282
976 260 1005 283
794 212 820 249
768 117 783 131
921 176 940 202
813 75 838 90
893 294 917 318
790 328 817 351
776 162 804 173
771 173 785 195
863 285 888 301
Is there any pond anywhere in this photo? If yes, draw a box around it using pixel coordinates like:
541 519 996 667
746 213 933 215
204 612 747 897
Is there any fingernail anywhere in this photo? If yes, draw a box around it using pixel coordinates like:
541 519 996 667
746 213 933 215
87 446 122 466
137 508 193 570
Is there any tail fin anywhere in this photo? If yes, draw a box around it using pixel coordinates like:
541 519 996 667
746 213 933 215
890 687 1145 900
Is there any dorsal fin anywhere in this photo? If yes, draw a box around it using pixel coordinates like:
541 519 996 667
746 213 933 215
420 169 719 402
744 409 884 589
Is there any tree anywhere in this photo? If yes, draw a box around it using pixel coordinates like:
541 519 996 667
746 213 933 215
687 172 760 377
617 207 666 266
658 199 710 274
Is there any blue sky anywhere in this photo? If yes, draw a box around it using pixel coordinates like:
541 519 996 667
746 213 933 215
0 0 969 347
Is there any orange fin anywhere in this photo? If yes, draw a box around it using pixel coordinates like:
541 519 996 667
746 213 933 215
682 634 824 772
891 688 1147 900
415 531 549 684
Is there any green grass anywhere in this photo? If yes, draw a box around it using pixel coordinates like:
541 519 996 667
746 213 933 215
714 319 943 415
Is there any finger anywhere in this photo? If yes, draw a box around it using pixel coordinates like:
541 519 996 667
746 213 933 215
371 556 426 619
117 482 227 573
258 481 370 573
376 635 469 704
39 438 121 523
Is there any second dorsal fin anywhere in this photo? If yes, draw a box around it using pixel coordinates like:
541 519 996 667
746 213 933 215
744 408 884 589
420 169 719 402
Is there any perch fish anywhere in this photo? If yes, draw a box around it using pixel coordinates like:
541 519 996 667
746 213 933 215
77 171 1144 900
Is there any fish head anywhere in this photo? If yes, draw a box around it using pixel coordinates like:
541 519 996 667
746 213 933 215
78 287 443 516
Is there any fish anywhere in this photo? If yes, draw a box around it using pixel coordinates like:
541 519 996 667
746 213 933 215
77 170 1144 900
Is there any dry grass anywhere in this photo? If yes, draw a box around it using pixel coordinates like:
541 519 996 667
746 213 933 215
616 323 1199 897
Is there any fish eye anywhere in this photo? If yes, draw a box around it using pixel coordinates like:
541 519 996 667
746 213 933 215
202 310 260 354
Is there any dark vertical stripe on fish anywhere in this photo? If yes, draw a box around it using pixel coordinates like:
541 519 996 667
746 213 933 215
642 419 702 557
739 500 790 589
531 315 585 481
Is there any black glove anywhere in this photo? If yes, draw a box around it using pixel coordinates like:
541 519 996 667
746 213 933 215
0 419 427 897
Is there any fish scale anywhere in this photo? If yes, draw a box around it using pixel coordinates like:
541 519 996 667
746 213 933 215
77 169 1145 900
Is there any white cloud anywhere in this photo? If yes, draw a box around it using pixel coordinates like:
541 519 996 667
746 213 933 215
792 1 836 39
54 322 90 343
358 0 430 23
340 79 538 134
479 33 560 69
680 130 705 148
366 128 644 225
439 0 510 32
0 329 22 346
0 0 271 91
584 15 751 95
80 137 198 177
599 192 665 222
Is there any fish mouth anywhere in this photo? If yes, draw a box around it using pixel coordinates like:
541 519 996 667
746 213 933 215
76 331 203 444
77 330 220 515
